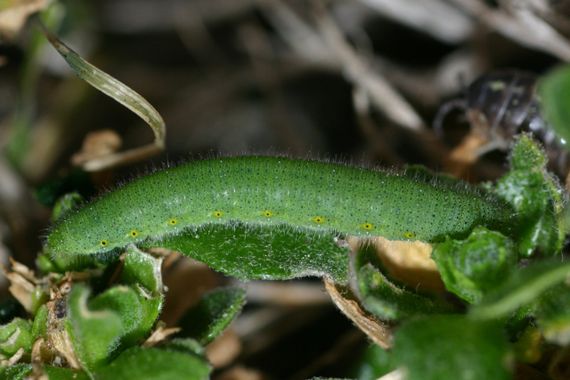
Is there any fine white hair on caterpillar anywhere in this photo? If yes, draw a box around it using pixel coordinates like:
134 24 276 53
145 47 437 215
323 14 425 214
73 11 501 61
47 156 514 269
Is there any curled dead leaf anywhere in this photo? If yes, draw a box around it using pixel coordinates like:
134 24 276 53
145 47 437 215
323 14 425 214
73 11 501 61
71 129 122 167
324 278 392 349
4 259 39 312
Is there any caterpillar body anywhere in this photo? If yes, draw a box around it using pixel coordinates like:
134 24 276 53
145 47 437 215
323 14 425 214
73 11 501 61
47 156 513 264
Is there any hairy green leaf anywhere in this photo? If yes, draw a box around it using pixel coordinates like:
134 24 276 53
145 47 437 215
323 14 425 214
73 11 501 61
88 286 149 348
93 347 210 380
357 264 452 320
0 318 33 357
122 245 163 293
432 227 516 303
393 315 512 380
66 284 124 370
44 366 89 380
178 287 246 345
491 135 565 257
351 344 394 380
0 364 31 380
32 304 48 339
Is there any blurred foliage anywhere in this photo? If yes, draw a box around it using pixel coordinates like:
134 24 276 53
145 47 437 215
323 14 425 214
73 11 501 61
177 287 246 345
1 1 570 379
490 134 565 257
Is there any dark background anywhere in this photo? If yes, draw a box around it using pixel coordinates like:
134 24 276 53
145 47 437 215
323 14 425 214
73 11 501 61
0 1 568 378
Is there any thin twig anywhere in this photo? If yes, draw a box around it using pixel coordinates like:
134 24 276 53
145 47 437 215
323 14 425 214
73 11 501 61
315 4 426 131
451 0 570 61
241 281 331 306
358 0 474 43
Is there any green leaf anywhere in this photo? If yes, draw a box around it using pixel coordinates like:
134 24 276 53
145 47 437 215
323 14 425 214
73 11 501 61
44 366 90 380
122 245 163 293
93 347 210 380
119 246 164 345
471 260 570 320
432 227 517 303
492 135 565 257
351 344 394 380
147 222 350 283
0 364 31 380
538 64 570 145
161 337 205 357
32 304 48 339
0 318 33 357
535 282 570 345
392 315 512 380
88 286 150 348
178 287 246 345
66 249 164 370
356 264 452 320
66 284 124 370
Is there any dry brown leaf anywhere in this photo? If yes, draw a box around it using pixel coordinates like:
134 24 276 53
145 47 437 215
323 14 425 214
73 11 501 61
4 259 38 312
44 280 82 369
9 257 37 282
367 236 445 293
0 347 24 366
324 278 392 348
206 329 241 368
142 321 181 348
445 128 490 178
0 0 47 38
31 337 45 366
6 271 34 312
71 129 122 167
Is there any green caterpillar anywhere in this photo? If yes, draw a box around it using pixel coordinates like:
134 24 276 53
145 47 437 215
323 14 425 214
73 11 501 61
47 156 513 266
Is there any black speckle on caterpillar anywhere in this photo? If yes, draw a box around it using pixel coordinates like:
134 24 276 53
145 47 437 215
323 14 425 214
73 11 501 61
47 156 514 260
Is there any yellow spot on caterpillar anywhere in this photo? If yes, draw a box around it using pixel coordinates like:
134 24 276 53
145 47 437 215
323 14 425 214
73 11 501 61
129 230 139 238
168 218 178 226
403 231 416 239
312 216 325 224
100 240 109 247
213 211 223 218
361 223 374 231
262 210 273 217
